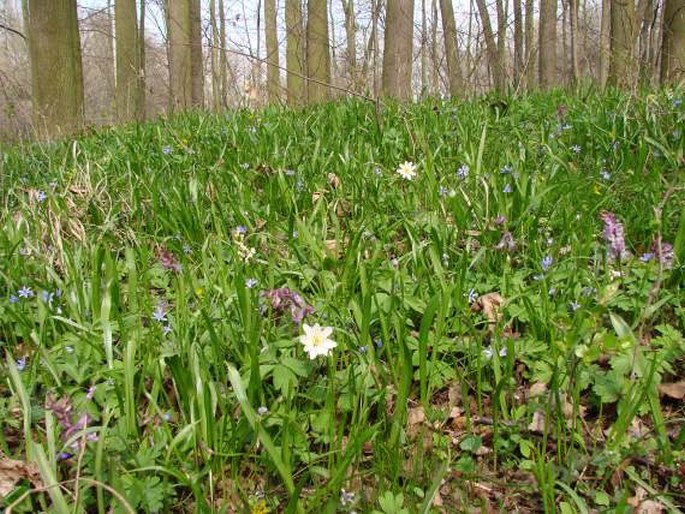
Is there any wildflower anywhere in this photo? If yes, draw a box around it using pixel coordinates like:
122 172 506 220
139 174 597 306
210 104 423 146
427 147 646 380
541 255 553 272
251 501 267 514
299 323 337 359
292 230 299 239
600 169 611 180
162 411 172 422
467 288 478 304
65 346 74 354
163 324 172 336
245 278 259 289
183 244 192 255
581 286 596 297
493 214 507 226
673 99 682 108
548 287 556 296
600 211 629 261
57 452 73 461
358 345 368 353
86 385 96 400
16 356 27 371
457 164 469 180
390 257 399 267
652 239 674 269
374 339 383 348
503 183 513 193
396 161 417 180
261 287 315 325
373 166 383 177
17 286 33 299
162 146 172 155
500 164 512 174
571 145 582 154
152 304 167 323
640 252 654 263
441 253 449 266
495 231 516 253
240 162 250 170
569 301 581 312
45 395 98 446
284 168 296 176
155 245 182 272
9 295 19 304
257 406 269 416
438 186 450 197
340 489 356 506
234 225 247 238
36 190 47 202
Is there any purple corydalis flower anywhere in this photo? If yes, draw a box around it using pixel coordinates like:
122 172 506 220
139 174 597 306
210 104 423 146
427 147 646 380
45 395 98 445
651 238 674 269
495 231 516 253
600 211 628 262
261 287 314 325
494 215 507 226
155 245 182 272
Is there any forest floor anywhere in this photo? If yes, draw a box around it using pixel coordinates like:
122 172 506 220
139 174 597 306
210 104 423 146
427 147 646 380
0 88 684 513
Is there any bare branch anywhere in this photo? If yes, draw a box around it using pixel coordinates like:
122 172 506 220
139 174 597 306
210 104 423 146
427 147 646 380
0 23 26 40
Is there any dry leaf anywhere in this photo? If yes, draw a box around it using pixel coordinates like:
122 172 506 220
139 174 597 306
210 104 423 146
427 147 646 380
327 173 341 189
311 191 325 202
528 410 546 433
628 487 666 514
471 292 505 325
658 381 685 400
0 457 42 498
324 239 340 257
528 381 548 398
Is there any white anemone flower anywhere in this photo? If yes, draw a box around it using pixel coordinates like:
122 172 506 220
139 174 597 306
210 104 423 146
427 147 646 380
396 161 417 180
299 323 337 359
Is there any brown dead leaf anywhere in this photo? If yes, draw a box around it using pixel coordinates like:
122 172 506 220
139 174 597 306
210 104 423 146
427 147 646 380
528 410 546 433
0 457 43 498
327 173 341 189
528 381 548 398
324 239 340 258
628 487 666 514
471 292 505 325
312 191 325 203
658 381 685 400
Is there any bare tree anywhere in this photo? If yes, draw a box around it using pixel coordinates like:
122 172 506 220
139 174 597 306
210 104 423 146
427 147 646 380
538 0 557 89
166 0 203 110
341 0 358 88
525 0 536 88
306 0 332 102
599 0 610 87
475 0 504 91
115 0 144 122
440 0 463 97
513 0 524 84
286 0 305 105
26 0 84 138
660 0 684 85
265 0 280 102
608 0 636 89
382 0 414 99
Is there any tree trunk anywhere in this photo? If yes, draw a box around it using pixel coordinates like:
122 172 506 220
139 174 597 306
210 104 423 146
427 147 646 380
608 0 636 89
306 0 331 102
137 0 146 117
513 0 524 84
569 0 579 85
421 0 428 96
218 0 229 108
265 0 280 102
538 0 557 89
210 0 221 110
475 0 504 91
524 0 535 88
360 0 382 96
115 0 142 122
599 0 610 87
286 0 305 105
26 0 84 138
496 0 507 89
167 0 191 110
660 0 685 85
341 0 357 88
382 0 415 99
189 0 203 107
440 0 463 97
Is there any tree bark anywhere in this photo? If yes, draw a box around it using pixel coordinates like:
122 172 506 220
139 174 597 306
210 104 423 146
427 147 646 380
475 0 504 91
286 0 305 105
189 0 203 107
538 0 557 89
341 0 357 88
265 0 280 102
660 0 685 85
608 0 636 89
525 0 535 88
496 0 507 89
306 0 332 102
513 0 524 84
440 0 463 97
382 0 415 100
26 0 84 138
599 0 610 87
569 0 579 84
115 0 142 122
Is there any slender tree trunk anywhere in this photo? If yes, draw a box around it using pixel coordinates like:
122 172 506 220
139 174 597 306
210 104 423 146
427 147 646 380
538 0 557 89
637 0 658 85
475 0 504 91
569 0 579 85
286 0 305 105
496 0 507 89
599 0 610 87
26 0 84 138
608 0 636 89
189 0 203 107
440 0 463 97
513 0 524 84
115 0 142 122
210 0 220 110
218 0 229 108
265 0 280 102
421 0 428 96
361 0 382 96
430 0 439 92
525 0 535 88
137 0 146 117
167 0 191 110
382 0 415 99
341 0 357 88
660 0 685 85
306 0 332 102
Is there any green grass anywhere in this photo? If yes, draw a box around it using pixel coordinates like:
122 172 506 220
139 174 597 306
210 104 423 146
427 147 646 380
0 88 684 513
